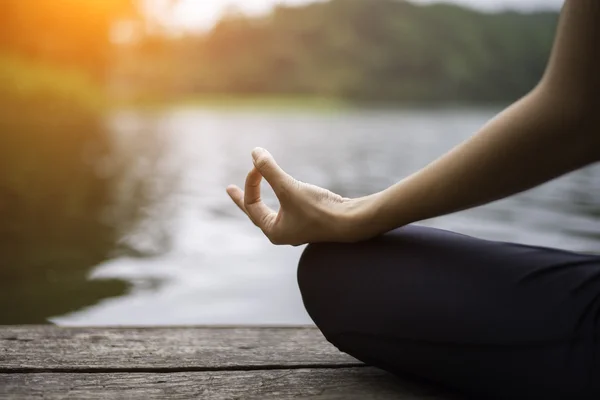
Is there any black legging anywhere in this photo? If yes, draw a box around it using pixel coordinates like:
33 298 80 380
297 225 600 399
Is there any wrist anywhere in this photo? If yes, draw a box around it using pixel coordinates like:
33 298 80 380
335 193 387 242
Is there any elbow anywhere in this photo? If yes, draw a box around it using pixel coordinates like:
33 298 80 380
562 107 600 166
534 81 600 164
567 97 600 164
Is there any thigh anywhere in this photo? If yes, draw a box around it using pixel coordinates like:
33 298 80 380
297 225 600 399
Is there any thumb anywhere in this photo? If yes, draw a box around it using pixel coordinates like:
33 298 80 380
252 148 292 194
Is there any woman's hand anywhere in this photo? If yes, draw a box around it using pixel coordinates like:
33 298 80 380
226 148 372 246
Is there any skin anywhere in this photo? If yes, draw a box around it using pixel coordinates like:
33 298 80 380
227 0 600 246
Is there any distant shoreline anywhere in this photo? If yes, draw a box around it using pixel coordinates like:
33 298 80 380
113 94 507 112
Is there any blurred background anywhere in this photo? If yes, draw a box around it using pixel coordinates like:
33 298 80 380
0 0 598 326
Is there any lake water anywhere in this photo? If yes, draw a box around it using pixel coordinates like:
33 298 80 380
51 106 600 326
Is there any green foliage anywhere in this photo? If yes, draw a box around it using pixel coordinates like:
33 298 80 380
0 55 130 323
0 55 104 109
127 0 559 103
0 1 160 324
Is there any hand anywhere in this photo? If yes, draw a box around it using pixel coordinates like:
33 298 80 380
226 148 367 246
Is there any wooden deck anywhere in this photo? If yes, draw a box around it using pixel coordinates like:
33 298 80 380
0 326 460 399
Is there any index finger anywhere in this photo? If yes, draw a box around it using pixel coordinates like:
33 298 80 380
244 167 277 231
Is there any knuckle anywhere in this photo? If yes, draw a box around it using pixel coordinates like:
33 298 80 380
259 213 271 228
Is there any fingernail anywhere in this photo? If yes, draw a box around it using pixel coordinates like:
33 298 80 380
252 147 266 160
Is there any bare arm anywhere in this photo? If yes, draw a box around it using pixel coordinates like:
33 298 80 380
227 0 600 246
348 0 600 235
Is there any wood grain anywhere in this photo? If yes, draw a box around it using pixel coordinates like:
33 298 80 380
0 327 462 399
0 368 459 400
0 326 359 371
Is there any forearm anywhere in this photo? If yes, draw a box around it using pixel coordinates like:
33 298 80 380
345 0 600 237
353 85 598 234
229 0 600 246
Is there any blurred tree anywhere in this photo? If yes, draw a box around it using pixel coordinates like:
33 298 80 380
125 0 558 103
0 1 161 324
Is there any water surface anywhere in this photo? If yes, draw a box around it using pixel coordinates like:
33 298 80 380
14 106 600 325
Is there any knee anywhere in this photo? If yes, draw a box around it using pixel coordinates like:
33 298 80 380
297 242 386 359
297 243 326 316
297 243 339 337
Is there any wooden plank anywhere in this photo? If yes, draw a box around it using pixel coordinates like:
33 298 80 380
0 368 460 400
0 327 360 371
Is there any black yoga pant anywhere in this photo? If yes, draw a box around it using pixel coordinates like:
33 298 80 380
297 225 600 399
